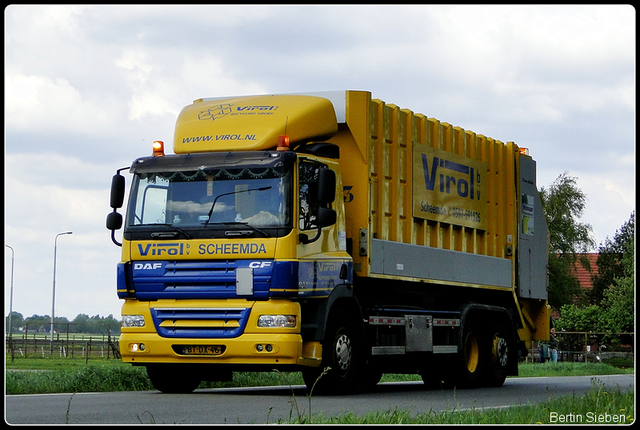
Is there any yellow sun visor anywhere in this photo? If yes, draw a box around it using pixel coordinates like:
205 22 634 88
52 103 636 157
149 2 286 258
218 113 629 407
174 94 339 154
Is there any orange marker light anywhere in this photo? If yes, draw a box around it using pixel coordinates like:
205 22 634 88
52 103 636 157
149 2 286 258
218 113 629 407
277 135 290 151
152 140 165 157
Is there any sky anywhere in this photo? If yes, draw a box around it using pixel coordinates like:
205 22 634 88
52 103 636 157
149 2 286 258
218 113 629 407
4 5 635 321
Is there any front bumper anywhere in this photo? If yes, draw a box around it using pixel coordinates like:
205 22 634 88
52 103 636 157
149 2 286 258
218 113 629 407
119 298 322 367
120 332 305 366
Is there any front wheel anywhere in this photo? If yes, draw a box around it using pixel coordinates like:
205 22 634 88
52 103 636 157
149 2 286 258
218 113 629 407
303 310 362 394
146 365 201 393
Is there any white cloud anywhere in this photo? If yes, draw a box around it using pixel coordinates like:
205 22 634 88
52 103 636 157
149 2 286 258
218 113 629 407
179 54 267 98
6 74 81 130
5 73 124 138
575 172 635 247
114 48 178 120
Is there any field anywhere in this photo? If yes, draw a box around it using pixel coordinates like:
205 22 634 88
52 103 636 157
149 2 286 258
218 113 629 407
5 357 634 424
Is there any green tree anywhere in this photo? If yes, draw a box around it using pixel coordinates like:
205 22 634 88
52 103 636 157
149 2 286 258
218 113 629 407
589 212 634 305
554 303 603 332
600 234 634 333
555 215 635 347
71 313 92 333
5 311 24 334
539 172 595 309
70 313 121 334
23 314 70 334
547 255 583 309
24 314 50 333
100 314 122 335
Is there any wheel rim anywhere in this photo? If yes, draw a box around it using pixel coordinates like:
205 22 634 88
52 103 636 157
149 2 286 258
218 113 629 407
464 331 480 373
335 333 352 371
493 335 508 367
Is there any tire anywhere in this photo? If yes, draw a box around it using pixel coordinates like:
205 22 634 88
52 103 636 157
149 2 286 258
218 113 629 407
146 365 201 393
456 314 487 387
304 310 361 394
485 322 511 387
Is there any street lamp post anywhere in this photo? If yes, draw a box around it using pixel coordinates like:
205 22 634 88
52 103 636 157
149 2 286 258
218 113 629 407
5 245 14 338
51 231 72 344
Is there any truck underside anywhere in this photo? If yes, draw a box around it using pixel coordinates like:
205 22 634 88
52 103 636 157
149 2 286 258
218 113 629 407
295 275 523 392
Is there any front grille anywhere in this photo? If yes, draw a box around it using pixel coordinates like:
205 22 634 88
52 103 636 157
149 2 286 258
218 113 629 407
151 307 250 338
132 260 271 300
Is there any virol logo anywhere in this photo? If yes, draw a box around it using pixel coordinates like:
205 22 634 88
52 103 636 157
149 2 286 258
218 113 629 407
198 104 279 121
412 145 487 230
137 243 185 257
421 154 481 201
198 104 233 121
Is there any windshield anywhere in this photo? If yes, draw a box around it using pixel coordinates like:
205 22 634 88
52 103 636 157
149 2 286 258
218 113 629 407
125 165 292 238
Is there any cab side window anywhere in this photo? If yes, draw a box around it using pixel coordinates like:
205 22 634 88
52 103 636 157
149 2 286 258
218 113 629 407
299 160 327 231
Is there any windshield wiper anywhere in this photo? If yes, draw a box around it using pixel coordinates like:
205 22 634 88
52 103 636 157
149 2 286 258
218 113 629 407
204 186 272 225
207 221 269 237
150 224 193 239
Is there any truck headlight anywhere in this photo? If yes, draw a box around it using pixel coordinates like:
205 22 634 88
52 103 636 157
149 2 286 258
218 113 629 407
122 314 145 328
258 315 296 328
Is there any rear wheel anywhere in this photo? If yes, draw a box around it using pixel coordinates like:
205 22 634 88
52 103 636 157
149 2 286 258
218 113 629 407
486 322 511 387
456 314 486 387
146 365 201 393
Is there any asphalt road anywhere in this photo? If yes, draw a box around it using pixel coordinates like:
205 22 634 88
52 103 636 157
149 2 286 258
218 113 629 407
5 374 634 424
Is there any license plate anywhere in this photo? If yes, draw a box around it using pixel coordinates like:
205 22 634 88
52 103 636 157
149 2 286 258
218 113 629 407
181 345 225 355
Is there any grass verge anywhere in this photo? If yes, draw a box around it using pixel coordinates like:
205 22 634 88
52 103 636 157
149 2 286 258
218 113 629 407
517 361 633 377
280 379 634 424
5 357 633 395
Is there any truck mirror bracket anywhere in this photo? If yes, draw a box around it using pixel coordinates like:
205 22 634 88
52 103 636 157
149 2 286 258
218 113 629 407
299 207 336 244
106 211 123 246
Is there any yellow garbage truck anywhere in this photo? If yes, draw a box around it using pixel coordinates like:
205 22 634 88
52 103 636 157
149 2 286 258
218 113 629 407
107 90 549 393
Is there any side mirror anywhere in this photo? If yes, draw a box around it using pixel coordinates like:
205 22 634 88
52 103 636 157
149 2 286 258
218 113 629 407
110 173 126 209
317 168 336 204
317 207 336 227
106 211 123 247
300 168 337 244
106 211 123 230
107 168 128 247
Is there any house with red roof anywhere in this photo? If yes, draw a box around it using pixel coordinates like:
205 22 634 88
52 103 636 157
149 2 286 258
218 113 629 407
572 253 599 291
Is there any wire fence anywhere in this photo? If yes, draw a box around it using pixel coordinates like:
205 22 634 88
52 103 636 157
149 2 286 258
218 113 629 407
526 331 634 364
5 323 120 361
6 328 634 364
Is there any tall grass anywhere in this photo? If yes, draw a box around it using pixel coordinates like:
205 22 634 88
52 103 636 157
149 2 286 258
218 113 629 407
5 358 632 396
281 379 634 424
7 365 153 394
5 358 306 395
517 361 633 377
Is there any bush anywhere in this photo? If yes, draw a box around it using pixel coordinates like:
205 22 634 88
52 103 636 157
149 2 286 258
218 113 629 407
555 304 603 332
